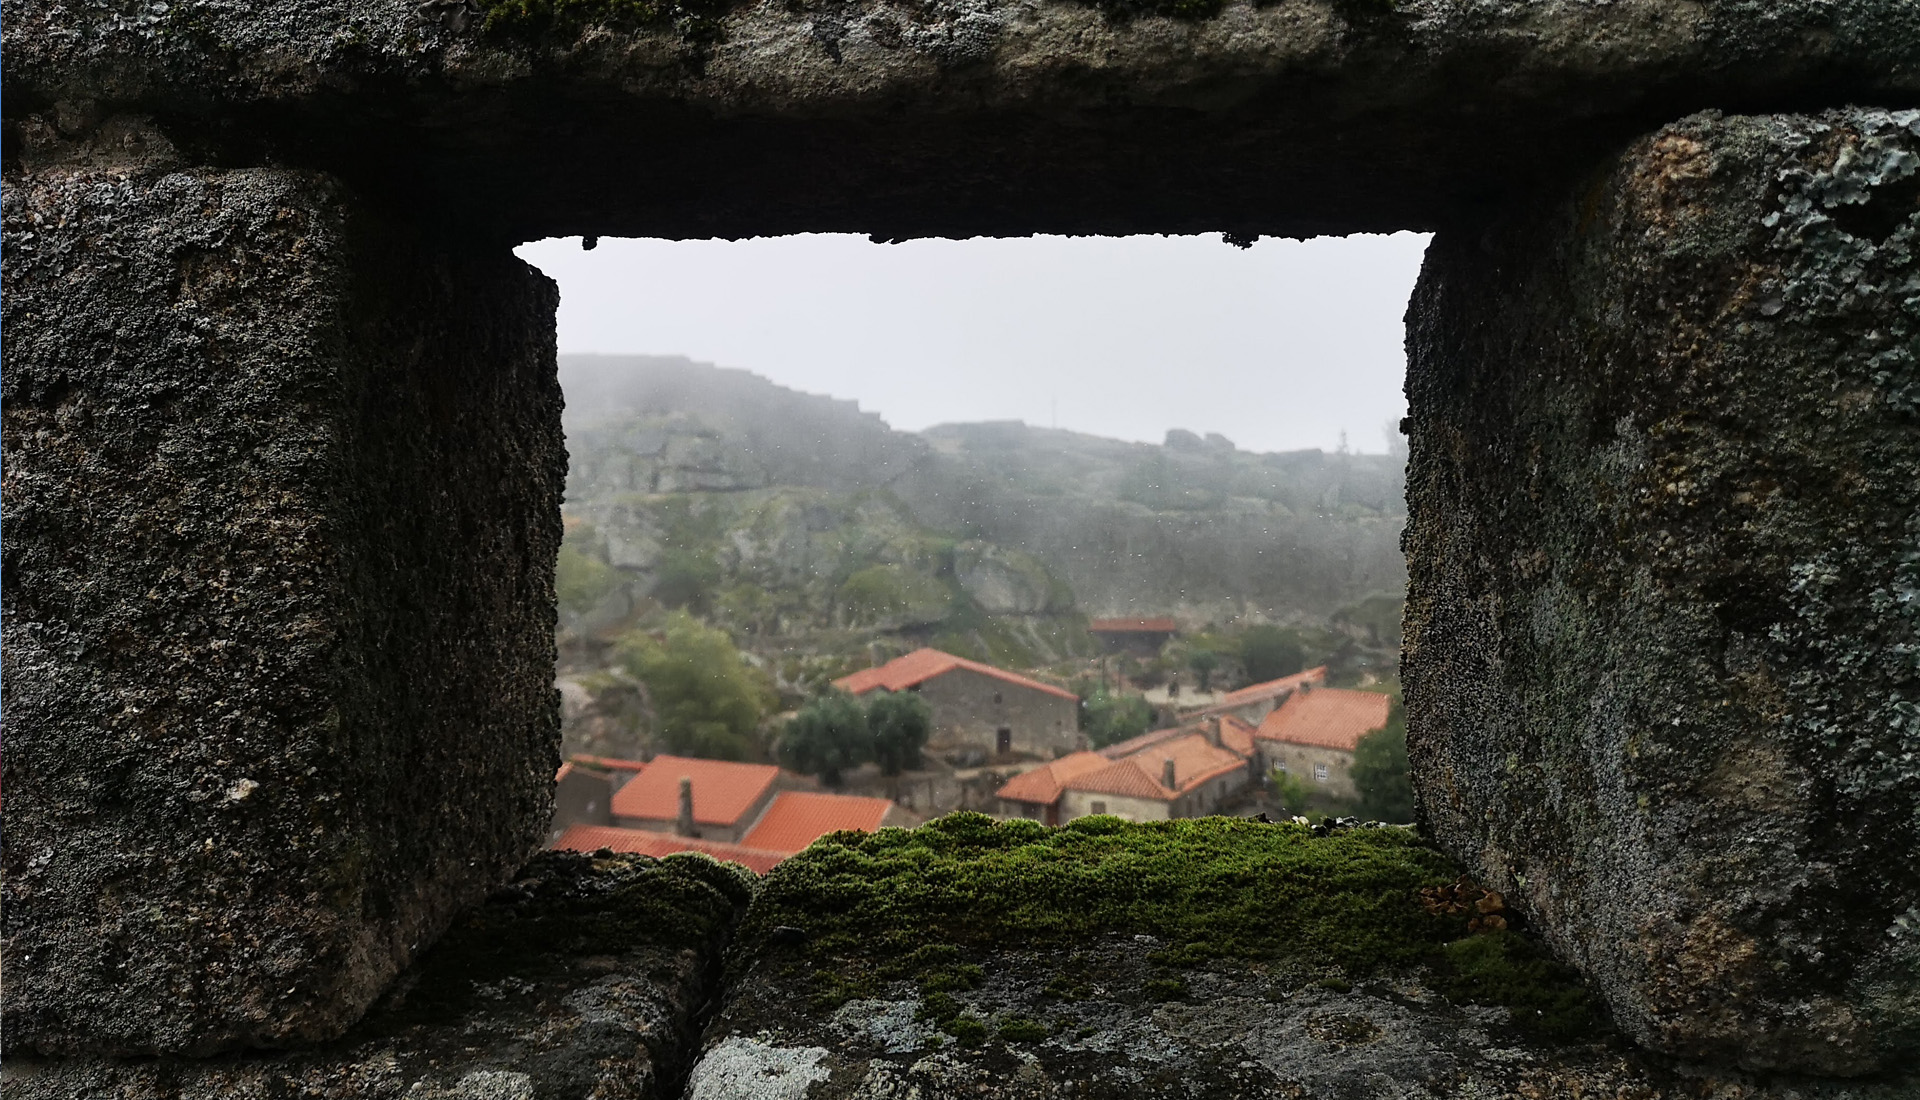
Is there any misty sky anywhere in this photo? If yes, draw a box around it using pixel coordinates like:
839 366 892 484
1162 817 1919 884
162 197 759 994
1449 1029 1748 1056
515 232 1431 455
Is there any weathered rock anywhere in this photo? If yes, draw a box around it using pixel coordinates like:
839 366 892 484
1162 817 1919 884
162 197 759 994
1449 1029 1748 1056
1404 108 1920 1075
4 2 1917 242
0 147 567 1055
0 852 753 1099
689 814 1914 1097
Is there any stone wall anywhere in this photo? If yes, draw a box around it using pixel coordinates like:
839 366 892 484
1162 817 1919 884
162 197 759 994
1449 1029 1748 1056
1404 107 1920 1076
916 668 1081 758
1 148 566 1056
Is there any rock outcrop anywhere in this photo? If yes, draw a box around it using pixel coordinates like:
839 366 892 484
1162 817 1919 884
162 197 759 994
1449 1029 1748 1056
1404 108 1920 1075
2 852 751 1099
0 153 567 1056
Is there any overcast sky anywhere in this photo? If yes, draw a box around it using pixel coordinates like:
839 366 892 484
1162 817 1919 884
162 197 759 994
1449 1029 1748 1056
515 232 1431 455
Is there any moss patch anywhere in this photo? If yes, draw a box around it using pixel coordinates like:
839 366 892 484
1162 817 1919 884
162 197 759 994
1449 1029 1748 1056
737 813 1598 1033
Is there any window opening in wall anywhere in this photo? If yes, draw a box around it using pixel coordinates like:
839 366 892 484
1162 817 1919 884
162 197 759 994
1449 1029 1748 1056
520 231 1426 854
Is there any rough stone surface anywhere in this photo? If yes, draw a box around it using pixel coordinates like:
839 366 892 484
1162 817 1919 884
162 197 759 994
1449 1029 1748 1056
0 852 752 1099
1404 108 1920 1076
4 1 1917 242
693 854 1916 1099
0 144 567 1055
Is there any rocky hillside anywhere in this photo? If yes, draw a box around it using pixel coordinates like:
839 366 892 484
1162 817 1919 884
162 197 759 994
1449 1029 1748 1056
555 355 1407 676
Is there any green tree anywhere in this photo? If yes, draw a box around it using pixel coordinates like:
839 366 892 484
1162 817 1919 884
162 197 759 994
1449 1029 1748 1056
1082 689 1154 749
651 548 722 612
1239 625 1306 684
867 690 932 775
780 692 871 786
555 543 619 614
1188 648 1221 693
616 613 772 760
1352 700 1414 823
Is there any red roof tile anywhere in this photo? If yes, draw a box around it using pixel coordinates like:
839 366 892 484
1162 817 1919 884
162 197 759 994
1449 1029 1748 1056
550 824 788 875
740 791 893 854
570 755 648 772
1088 617 1180 633
1066 733 1247 802
1215 666 1328 709
1096 724 1191 760
1217 715 1258 757
834 648 1077 701
555 762 574 782
609 755 779 827
1256 688 1391 753
996 752 1113 805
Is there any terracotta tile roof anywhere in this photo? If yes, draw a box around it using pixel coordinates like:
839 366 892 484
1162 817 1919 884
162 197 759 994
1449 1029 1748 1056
1256 688 1391 753
1217 715 1258 757
996 752 1113 805
551 824 787 875
834 648 1077 701
1096 725 1191 760
1088 617 1179 633
1066 733 1248 802
570 755 648 772
739 791 894 854
555 762 574 782
609 755 779 827
1215 666 1328 709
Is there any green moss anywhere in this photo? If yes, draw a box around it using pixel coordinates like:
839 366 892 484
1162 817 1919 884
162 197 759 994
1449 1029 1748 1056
997 1015 1051 1042
1143 976 1188 1002
1431 931 1599 1041
737 814 1600 1036
943 1014 989 1046
917 990 961 1024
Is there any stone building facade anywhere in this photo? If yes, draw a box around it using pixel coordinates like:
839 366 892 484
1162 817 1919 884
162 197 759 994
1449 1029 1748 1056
837 649 1080 759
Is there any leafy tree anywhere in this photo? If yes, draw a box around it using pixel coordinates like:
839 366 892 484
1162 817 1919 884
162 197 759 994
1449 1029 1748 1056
1188 648 1221 693
1352 700 1414 823
651 548 722 612
616 613 772 760
1082 689 1154 749
1239 625 1306 684
780 692 870 786
555 543 619 614
867 690 932 775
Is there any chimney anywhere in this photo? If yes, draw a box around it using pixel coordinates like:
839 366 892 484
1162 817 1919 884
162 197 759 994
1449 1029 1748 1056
1162 758 1178 792
676 776 696 837
1205 718 1222 748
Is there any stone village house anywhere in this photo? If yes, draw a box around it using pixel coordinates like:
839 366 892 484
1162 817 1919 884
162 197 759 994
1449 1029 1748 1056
1254 685 1392 800
996 714 1263 824
835 648 1080 759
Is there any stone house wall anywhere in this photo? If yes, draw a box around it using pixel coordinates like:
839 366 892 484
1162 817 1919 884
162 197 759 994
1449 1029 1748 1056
913 668 1079 757
1260 743 1358 800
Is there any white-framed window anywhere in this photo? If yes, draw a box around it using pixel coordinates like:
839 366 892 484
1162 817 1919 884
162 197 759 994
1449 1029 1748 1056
1313 764 1329 783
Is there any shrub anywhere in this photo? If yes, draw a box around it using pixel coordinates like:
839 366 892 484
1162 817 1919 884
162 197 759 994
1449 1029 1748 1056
616 613 772 760
867 690 932 775
1083 689 1154 749
1239 625 1306 684
779 692 870 786
1352 699 1413 824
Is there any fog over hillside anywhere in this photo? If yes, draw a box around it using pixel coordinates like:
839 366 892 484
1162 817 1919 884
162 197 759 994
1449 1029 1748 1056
559 354 1406 639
